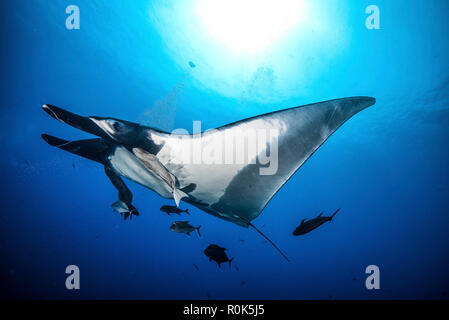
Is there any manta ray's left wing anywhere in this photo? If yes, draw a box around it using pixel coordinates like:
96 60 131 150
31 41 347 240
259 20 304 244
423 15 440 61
154 97 375 227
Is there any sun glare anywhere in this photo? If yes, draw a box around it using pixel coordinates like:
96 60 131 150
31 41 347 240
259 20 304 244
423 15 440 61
196 0 305 53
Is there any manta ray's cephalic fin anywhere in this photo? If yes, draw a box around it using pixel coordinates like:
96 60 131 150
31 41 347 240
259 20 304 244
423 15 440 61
42 104 108 139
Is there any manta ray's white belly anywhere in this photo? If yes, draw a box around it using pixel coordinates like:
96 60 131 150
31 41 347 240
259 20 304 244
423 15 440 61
108 146 172 198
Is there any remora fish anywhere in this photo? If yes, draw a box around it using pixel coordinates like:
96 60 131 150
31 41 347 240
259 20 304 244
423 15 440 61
160 205 189 215
170 221 201 236
293 208 341 236
132 147 187 206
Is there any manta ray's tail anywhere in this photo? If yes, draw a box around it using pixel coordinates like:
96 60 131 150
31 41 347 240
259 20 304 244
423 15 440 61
247 222 291 262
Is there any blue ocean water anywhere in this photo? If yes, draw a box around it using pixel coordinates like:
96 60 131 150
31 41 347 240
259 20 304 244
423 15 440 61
1 0 448 299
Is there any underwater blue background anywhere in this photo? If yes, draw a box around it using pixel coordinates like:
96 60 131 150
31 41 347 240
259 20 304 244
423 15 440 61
1 0 448 299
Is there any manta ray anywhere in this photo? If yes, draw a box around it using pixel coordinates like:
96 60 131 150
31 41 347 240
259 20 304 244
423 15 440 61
41 96 375 261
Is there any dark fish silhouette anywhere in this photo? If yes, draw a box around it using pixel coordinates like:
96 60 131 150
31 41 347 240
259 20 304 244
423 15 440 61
170 221 201 236
193 264 199 271
293 208 341 236
234 266 239 271
189 61 196 68
160 205 189 215
240 281 246 285
204 244 233 268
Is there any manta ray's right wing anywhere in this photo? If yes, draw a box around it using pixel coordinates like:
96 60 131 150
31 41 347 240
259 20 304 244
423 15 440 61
154 97 375 227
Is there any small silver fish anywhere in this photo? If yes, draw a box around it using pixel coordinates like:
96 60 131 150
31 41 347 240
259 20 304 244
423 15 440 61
170 221 201 237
